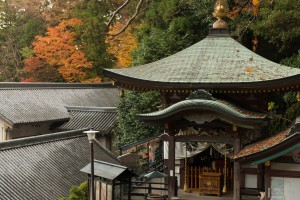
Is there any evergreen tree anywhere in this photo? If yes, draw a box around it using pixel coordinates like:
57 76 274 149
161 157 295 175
72 0 114 79
59 181 87 200
133 0 214 65
114 91 162 147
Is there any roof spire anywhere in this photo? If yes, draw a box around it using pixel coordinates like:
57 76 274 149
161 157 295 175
212 0 229 29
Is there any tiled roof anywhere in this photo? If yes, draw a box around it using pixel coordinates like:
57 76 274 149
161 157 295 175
139 99 267 126
81 160 136 180
60 107 117 133
0 129 120 200
0 83 118 125
233 129 290 159
105 35 300 84
233 117 300 160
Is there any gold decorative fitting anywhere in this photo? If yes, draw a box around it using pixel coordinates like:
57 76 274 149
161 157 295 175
213 0 229 28
233 124 237 132
296 91 300 102
119 88 124 97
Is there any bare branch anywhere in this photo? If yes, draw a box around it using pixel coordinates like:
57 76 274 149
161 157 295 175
107 0 131 27
107 0 143 37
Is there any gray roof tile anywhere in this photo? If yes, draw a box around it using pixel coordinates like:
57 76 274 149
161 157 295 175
0 130 120 200
81 160 132 180
0 83 118 125
60 107 117 133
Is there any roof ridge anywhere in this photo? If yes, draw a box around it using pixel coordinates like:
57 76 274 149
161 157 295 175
0 128 89 151
0 82 115 89
94 159 125 169
66 106 117 112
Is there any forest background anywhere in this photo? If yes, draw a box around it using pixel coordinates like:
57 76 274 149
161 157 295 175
0 0 299 146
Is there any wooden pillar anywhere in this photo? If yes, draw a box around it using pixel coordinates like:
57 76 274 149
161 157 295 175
257 164 264 190
111 180 115 200
128 179 132 200
233 133 241 200
180 159 185 189
168 134 176 199
265 161 271 200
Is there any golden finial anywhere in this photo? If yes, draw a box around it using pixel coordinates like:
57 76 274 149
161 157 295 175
213 0 229 28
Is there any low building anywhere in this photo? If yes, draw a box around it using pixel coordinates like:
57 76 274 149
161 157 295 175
60 106 117 150
234 117 300 200
0 129 120 200
0 82 118 141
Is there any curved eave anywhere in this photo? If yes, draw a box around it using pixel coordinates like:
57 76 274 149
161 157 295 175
138 99 267 128
235 132 300 165
105 70 300 93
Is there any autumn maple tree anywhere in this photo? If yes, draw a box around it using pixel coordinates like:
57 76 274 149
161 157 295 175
22 18 99 82
106 21 137 68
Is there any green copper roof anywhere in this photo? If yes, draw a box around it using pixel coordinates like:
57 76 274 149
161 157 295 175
104 33 300 91
139 99 267 127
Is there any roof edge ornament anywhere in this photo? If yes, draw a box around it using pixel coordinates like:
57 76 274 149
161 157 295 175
213 0 229 29
187 90 215 101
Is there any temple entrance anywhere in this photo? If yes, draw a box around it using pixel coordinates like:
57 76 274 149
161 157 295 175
183 144 234 196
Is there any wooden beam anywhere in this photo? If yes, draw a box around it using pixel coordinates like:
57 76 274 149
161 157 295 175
174 135 234 145
270 170 300 178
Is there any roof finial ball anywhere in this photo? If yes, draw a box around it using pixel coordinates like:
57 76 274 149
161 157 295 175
213 0 229 29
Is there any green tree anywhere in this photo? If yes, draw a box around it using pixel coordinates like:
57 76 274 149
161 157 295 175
0 0 46 81
230 0 300 61
72 0 114 79
268 51 300 135
114 91 162 147
133 0 214 65
59 181 87 200
251 0 300 53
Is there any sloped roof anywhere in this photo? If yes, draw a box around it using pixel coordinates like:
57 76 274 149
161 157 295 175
0 129 120 200
233 117 300 164
139 98 267 128
0 83 118 126
60 107 117 133
104 32 300 92
81 160 136 181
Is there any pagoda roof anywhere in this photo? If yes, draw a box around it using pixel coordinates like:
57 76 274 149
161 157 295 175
233 117 300 165
138 98 267 129
104 30 300 93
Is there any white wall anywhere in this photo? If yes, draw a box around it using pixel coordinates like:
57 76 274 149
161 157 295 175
0 120 3 142
245 174 257 188
0 119 11 142
271 177 300 200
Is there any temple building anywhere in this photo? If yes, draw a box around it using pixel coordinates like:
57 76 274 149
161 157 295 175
104 0 300 199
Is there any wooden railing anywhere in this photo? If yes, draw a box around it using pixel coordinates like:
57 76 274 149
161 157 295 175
131 181 168 198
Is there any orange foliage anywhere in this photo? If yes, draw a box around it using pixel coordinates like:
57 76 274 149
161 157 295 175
24 18 98 82
22 57 62 82
106 21 137 68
